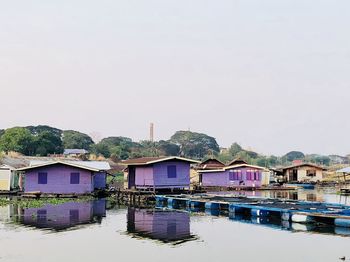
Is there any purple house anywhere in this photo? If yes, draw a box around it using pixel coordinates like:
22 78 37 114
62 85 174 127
122 157 200 190
17 161 111 194
199 163 267 188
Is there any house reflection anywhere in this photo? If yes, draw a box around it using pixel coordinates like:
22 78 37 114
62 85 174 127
227 190 323 202
19 199 106 231
127 208 197 245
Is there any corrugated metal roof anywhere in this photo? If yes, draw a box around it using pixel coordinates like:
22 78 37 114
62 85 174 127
0 164 15 170
63 149 89 155
336 167 350 173
18 161 100 172
30 160 110 170
281 163 326 171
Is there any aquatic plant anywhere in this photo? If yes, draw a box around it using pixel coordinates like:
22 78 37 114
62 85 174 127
0 196 94 208
0 198 10 206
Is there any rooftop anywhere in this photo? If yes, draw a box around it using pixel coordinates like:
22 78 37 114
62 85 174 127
17 160 111 172
63 149 89 155
198 158 226 170
122 156 200 166
281 163 326 171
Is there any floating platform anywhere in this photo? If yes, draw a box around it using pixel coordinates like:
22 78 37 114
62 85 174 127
155 194 350 228
200 186 296 192
285 183 315 189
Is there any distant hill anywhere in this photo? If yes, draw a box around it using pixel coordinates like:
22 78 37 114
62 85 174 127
0 125 349 167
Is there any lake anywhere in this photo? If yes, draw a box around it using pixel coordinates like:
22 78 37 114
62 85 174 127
0 189 349 262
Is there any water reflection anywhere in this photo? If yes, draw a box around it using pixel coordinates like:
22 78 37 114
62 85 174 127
227 211 350 237
214 188 350 205
127 208 198 245
6 200 107 231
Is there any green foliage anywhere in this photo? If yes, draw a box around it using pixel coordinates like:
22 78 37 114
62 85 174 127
0 127 35 155
0 125 345 167
0 198 93 208
91 137 181 160
157 140 180 156
33 131 63 156
169 130 220 159
62 130 94 150
90 143 111 158
26 125 62 137
229 143 243 156
284 151 305 162
91 136 138 160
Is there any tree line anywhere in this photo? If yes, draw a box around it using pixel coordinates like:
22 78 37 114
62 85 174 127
0 125 348 167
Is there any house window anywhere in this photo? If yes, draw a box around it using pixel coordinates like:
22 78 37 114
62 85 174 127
229 172 235 180
38 172 47 184
246 171 251 181
254 172 260 180
70 172 80 184
167 166 177 178
306 170 316 177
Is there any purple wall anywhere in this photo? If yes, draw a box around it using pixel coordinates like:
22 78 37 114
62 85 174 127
93 172 107 189
24 164 93 194
133 161 190 189
135 167 154 187
153 161 190 188
201 167 263 187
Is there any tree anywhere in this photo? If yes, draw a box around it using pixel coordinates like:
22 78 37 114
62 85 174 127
26 125 62 137
0 127 35 155
284 151 305 162
157 140 180 156
229 143 243 156
169 131 220 159
62 130 94 150
93 136 139 160
90 143 111 158
34 131 63 156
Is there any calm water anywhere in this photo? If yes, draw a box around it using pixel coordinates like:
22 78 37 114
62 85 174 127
0 189 349 262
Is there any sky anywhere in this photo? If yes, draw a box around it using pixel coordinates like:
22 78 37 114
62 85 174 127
1 0 350 156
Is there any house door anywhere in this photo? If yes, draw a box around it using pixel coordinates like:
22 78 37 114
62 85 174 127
292 169 298 181
128 167 136 189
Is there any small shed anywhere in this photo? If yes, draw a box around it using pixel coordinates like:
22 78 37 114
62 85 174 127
122 156 200 190
282 163 325 183
0 165 20 191
63 149 89 157
17 160 110 194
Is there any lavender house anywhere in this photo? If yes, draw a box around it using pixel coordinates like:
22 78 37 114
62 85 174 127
122 157 200 190
198 163 268 188
17 161 110 194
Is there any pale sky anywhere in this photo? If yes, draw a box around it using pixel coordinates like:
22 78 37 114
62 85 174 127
1 0 350 156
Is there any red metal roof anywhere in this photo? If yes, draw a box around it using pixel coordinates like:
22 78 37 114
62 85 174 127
198 158 226 170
